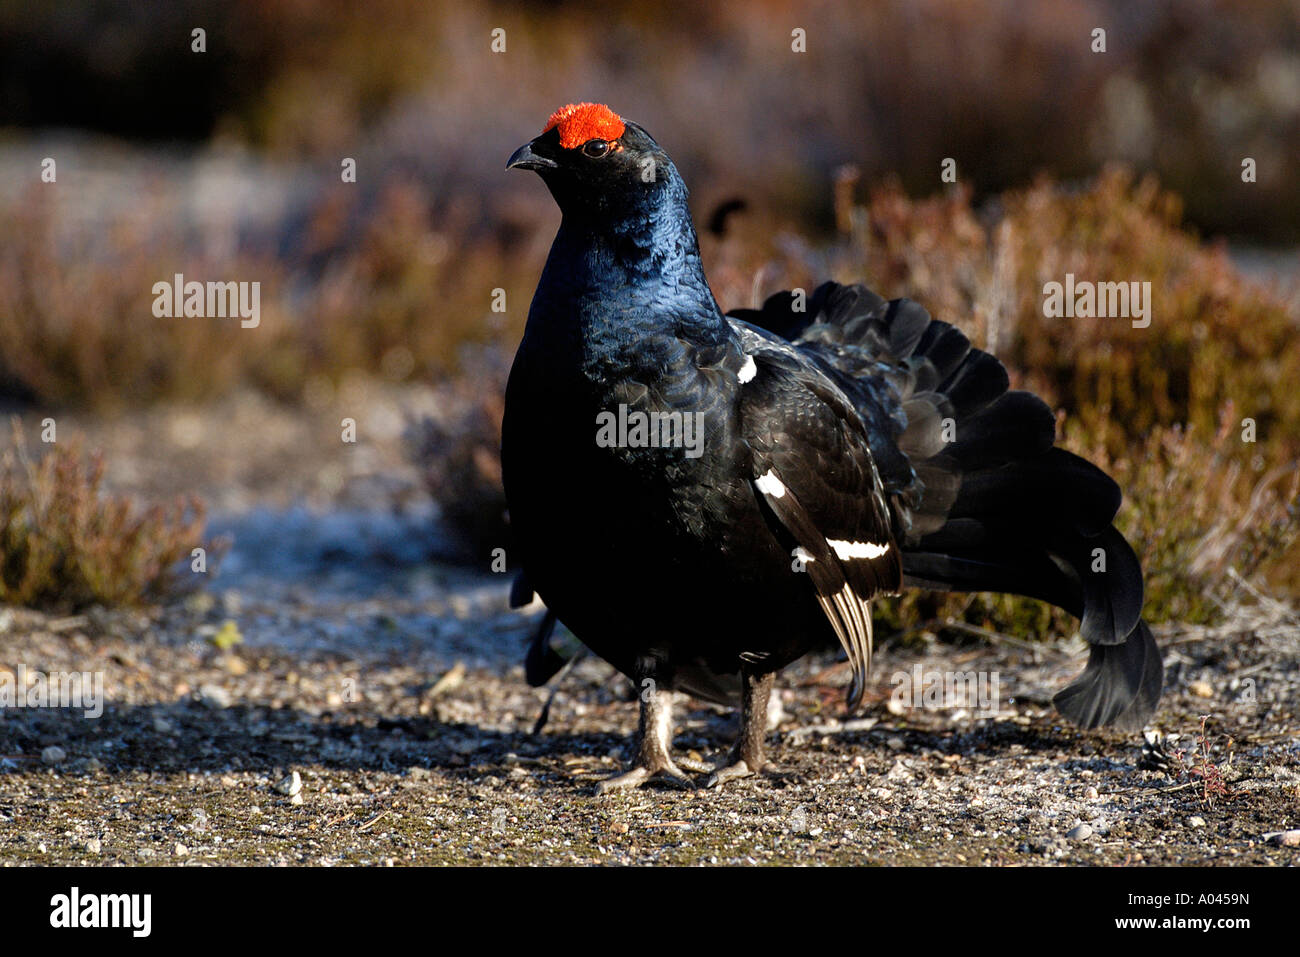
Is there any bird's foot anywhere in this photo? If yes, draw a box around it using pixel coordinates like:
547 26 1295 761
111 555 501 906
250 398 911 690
595 758 696 794
675 754 714 775
706 669 776 788
705 758 757 788
705 751 781 788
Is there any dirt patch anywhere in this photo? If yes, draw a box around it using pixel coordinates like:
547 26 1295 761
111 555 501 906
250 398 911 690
2 596 1296 866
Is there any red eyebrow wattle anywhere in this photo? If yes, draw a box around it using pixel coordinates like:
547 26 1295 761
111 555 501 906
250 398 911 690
544 102 626 149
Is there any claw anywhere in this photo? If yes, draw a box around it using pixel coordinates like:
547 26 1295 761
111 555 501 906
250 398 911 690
596 761 696 794
705 759 755 788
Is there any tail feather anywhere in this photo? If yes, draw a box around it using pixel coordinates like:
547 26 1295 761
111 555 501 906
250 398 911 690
1053 620 1164 731
729 281 1164 730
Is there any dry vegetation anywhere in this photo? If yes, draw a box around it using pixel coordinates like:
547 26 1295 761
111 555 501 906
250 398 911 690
0 421 208 611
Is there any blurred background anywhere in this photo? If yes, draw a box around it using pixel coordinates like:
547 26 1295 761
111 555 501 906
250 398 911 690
1 0 1297 635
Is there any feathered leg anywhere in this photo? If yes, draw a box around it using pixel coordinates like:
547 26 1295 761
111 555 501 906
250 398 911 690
707 669 774 787
595 676 695 794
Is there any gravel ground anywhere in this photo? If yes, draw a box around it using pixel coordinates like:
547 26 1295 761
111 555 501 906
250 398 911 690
1 394 1297 866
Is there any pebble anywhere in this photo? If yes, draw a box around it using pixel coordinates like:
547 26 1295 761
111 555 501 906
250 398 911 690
199 684 232 708
174 843 189 857
184 592 215 616
221 590 244 616
1084 786 1099 799
85 838 102 854
1189 680 1214 698
1066 823 1093 841
275 771 303 796
1266 829 1300 847
41 746 67 766
290 793 305 806
1189 816 1206 828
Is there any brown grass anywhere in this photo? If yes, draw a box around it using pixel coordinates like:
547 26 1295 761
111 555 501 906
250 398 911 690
0 420 210 611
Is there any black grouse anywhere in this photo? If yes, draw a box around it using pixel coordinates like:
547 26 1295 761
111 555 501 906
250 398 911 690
502 102 1163 791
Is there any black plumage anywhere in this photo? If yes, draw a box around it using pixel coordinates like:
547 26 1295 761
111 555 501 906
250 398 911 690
502 103 1163 790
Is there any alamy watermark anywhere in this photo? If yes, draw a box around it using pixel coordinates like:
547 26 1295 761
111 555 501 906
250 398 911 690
152 274 260 328
595 404 704 459
1042 273 1151 328
890 666 1000 715
0 664 103 718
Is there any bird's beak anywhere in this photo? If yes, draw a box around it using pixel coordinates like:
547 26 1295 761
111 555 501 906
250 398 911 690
506 140 557 172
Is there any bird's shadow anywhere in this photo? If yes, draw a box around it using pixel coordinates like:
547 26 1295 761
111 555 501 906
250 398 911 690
0 692 1103 795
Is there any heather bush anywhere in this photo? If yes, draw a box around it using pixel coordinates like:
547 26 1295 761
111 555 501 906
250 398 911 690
0 422 209 610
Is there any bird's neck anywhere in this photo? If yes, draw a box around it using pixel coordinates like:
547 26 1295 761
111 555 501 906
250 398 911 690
532 177 730 353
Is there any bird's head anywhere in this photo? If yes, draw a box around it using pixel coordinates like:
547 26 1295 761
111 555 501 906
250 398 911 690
507 103 677 219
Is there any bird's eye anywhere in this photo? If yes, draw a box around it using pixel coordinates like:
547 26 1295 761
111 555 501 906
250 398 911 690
582 139 611 158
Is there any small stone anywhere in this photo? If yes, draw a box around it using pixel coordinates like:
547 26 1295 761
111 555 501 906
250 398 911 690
610 822 629 835
1266 829 1300 847
1066 823 1093 841
275 771 303 796
153 716 173 734
886 736 904 750
1084 786 1099 800
84 838 102 854
290 793 304 806
1189 680 1214 698
220 590 244 616
174 843 189 857
1189 816 1206 828
198 684 232 708
184 592 216 616
41 746 67 766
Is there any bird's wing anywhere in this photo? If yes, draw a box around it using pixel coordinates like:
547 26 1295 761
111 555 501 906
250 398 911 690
733 325 902 710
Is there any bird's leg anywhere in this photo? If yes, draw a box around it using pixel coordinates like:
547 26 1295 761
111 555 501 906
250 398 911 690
707 669 775 787
595 678 695 794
